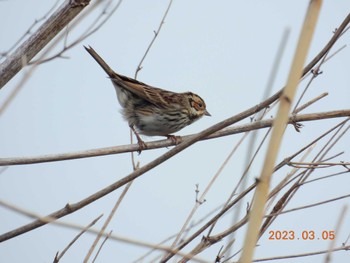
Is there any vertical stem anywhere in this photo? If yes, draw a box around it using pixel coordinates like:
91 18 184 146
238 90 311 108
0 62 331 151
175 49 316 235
239 1 322 262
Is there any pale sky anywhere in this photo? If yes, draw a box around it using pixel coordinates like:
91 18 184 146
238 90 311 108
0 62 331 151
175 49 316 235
1 1 350 262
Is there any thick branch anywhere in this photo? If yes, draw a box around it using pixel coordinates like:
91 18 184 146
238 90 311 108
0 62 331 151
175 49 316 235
0 0 90 89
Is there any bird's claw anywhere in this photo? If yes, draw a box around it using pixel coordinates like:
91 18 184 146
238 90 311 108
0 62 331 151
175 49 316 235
167 135 182 145
137 139 147 154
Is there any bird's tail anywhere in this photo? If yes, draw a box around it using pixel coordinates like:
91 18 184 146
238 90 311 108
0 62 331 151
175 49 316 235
84 46 119 79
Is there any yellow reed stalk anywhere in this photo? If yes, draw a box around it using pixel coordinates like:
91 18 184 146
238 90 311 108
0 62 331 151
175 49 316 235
239 1 323 262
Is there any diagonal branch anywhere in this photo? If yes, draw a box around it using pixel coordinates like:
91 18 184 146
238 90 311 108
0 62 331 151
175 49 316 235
0 0 90 89
0 11 349 249
0 87 280 243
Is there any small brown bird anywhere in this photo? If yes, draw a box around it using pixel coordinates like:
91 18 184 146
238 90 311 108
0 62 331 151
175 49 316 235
85 46 210 151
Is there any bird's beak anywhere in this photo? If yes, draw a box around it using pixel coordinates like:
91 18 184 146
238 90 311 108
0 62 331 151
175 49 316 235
204 109 211 116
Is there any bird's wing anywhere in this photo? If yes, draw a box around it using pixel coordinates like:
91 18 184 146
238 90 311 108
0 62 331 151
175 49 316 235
85 45 172 107
112 75 171 107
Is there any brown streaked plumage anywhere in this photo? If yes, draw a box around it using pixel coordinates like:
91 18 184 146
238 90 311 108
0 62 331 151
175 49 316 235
84 46 210 151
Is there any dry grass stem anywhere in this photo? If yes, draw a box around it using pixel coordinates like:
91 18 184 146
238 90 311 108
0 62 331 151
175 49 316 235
53 215 103 263
240 2 322 262
0 199 209 263
132 204 224 263
91 230 113 263
83 182 133 262
225 27 290 254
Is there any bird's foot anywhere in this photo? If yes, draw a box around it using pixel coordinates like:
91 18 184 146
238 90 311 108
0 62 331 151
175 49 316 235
167 135 182 145
136 139 147 154
130 125 147 154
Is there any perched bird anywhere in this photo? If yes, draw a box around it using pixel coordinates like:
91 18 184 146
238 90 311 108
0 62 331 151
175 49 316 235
85 46 210 151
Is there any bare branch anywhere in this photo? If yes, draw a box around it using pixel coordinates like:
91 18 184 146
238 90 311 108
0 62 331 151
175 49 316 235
53 214 103 263
0 199 209 263
260 121 350 236
0 0 61 61
160 186 256 262
0 109 348 166
130 0 173 170
288 161 350 168
165 118 350 262
91 230 113 263
132 204 224 263
84 182 133 262
253 245 350 262
294 92 328 113
164 133 248 258
0 86 280 242
29 0 123 66
134 0 173 79
301 13 350 76
0 0 91 89
268 194 350 217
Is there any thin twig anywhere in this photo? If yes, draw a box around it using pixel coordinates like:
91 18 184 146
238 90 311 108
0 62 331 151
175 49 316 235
92 230 113 263
253 245 350 262
324 205 347 263
0 199 209 263
178 113 350 262
293 55 328 113
160 186 256 262
301 170 350 185
134 0 173 79
0 0 61 61
166 132 248 256
207 128 271 237
267 193 350 217
178 143 350 262
343 232 350 247
130 0 173 169
294 92 328 113
83 182 132 262
0 0 116 116
288 161 350 168
29 0 123 66
53 214 103 263
132 204 224 263
260 121 350 237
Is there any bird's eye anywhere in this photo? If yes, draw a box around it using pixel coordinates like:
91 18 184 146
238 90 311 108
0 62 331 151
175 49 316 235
198 103 203 108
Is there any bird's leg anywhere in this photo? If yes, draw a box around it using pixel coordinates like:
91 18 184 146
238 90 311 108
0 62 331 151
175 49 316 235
130 125 147 153
166 135 182 145
290 114 303 132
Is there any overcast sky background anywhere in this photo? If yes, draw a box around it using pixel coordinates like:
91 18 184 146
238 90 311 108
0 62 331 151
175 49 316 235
1 1 350 262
